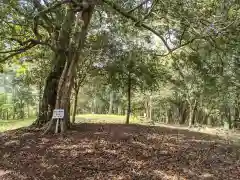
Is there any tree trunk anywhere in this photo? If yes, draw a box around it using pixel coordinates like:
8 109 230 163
72 89 79 124
188 105 193 127
44 5 94 134
207 115 212 126
33 7 77 127
108 91 114 114
165 109 169 124
117 105 122 115
13 106 15 120
179 102 187 124
188 99 196 127
233 96 240 129
145 96 149 120
34 58 66 126
126 72 131 124
27 103 30 118
149 95 152 122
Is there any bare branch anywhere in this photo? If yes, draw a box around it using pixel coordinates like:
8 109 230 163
0 43 36 62
135 0 158 25
127 0 149 14
154 38 199 56
0 39 55 62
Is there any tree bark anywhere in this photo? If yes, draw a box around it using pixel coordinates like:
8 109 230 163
165 109 169 124
188 99 196 127
117 105 122 115
108 91 114 114
34 54 67 126
44 5 94 134
126 72 131 124
149 95 152 122
72 88 79 124
34 7 76 127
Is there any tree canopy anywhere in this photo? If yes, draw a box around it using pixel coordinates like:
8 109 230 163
0 0 239 132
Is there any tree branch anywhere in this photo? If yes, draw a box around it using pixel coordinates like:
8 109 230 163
135 0 158 25
154 38 198 56
102 0 171 52
127 0 149 14
0 44 36 62
0 39 55 62
33 0 71 40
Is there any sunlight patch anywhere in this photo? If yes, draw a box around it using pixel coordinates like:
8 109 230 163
0 169 12 177
153 170 186 180
199 172 214 179
4 140 20 146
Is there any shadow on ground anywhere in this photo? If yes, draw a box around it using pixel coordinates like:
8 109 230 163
0 123 239 180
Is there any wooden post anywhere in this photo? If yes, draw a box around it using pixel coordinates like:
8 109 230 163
55 119 59 133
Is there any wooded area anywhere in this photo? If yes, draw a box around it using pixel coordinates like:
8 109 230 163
0 0 239 179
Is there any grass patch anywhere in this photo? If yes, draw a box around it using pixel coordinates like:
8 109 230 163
0 117 35 132
76 114 140 124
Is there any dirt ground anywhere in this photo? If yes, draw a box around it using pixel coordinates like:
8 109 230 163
0 123 239 180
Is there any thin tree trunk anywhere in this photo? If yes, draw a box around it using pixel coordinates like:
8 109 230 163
108 91 114 114
149 95 152 122
165 109 169 124
37 83 43 116
188 104 193 127
233 96 239 128
117 105 122 115
126 72 131 124
188 99 196 127
27 103 30 118
13 107 15 120
72 89 79 124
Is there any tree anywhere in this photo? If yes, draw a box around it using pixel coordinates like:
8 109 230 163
104 48 159 124
1 0 239 133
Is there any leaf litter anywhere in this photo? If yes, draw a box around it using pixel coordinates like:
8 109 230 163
0 123 239 180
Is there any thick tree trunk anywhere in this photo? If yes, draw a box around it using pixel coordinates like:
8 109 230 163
34 61 65 126
126 72 131 124
44 5 94 134
34 7 76 127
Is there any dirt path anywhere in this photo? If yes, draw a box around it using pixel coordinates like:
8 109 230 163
0 124 239 180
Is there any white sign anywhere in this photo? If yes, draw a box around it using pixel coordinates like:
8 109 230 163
52 109 64 119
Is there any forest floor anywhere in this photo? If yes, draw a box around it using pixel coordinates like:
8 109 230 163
0 121 239 180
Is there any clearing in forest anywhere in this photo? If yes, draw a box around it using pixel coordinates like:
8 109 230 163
0 123 239 180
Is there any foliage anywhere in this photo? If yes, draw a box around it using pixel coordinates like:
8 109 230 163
0 0 239 129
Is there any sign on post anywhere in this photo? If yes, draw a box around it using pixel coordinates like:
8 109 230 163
52 109 64 119
52 109 64 133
